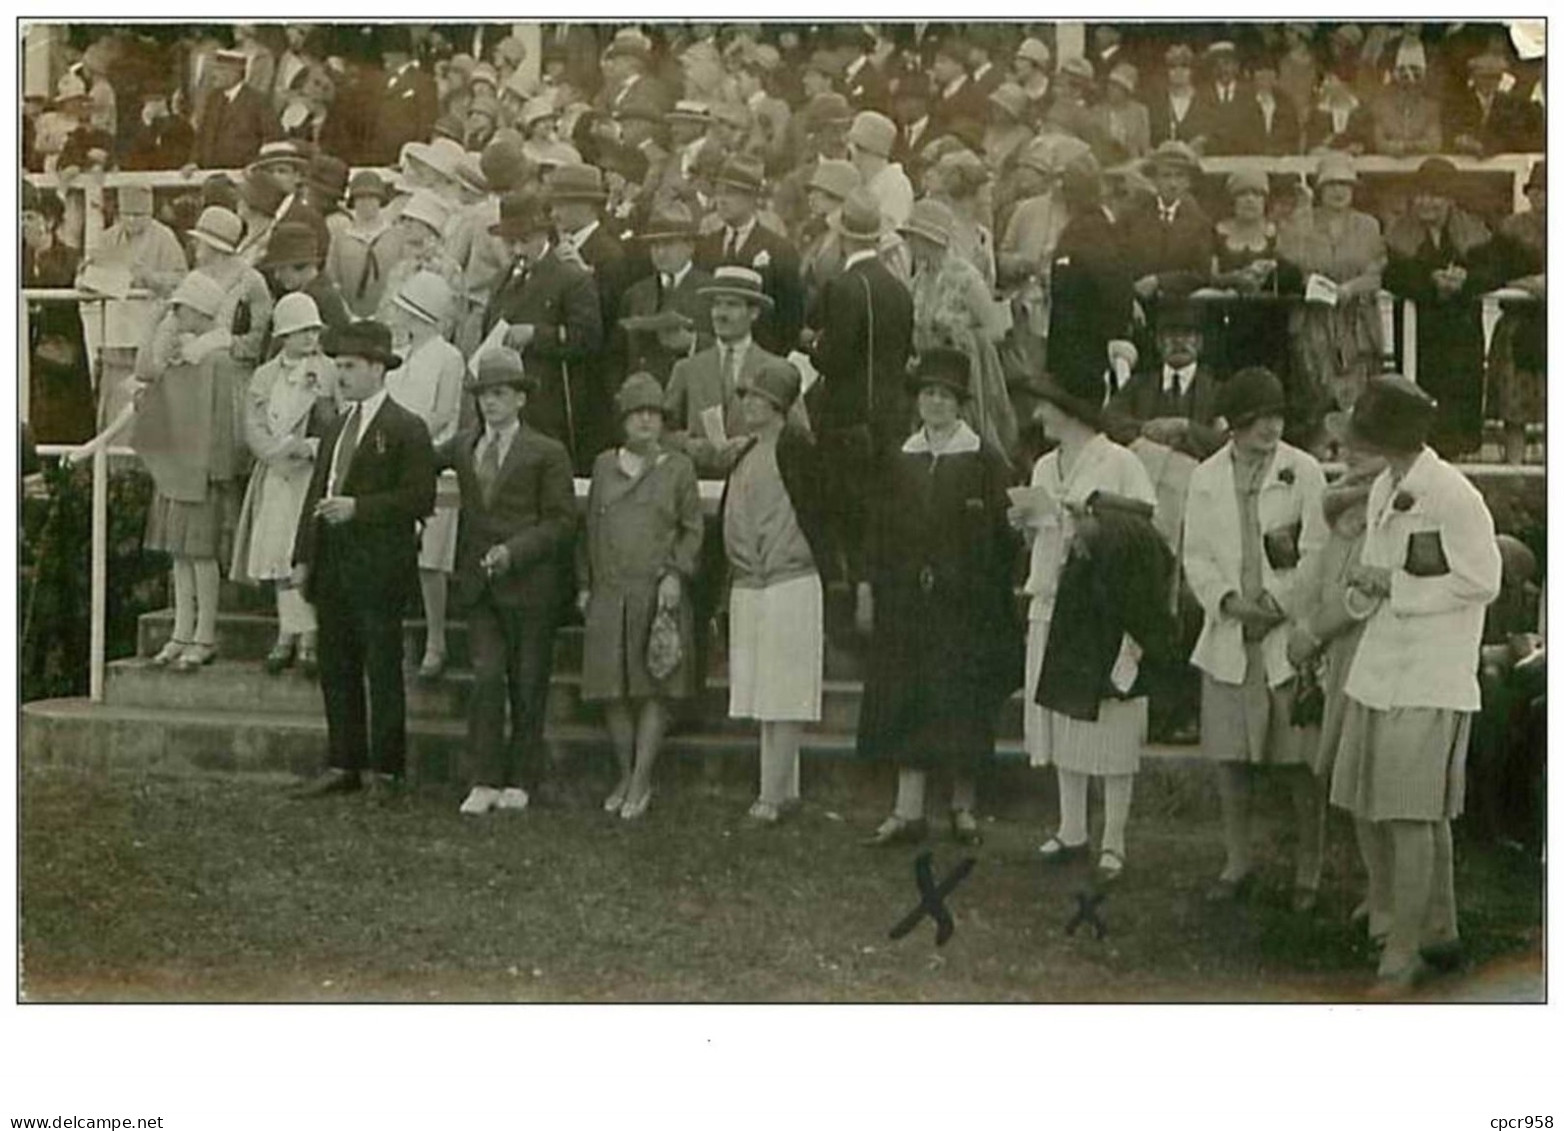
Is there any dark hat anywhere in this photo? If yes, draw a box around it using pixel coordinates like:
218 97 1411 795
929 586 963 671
635 202 699 242
1156 299 1204 335
1217 366 1287 428
468 346 537 394
323 319 401 370
238 169 286 215
480 136 531 193
1412 156 1461 198
347 169 393 203
1346 374 1436 454
615 372 668 418
488 190 550 239
259 221 320 268
201 173 240 212
746 357 802 413
545 162 609 202
308 153 350 199
805 91 854 128
906 348 971 400
713 154 765 195
1032 365 1105 429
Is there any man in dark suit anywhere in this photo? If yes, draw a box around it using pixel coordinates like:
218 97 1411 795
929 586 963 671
928 36 988 146
803 189 914 619
193 50 281 169
1241 58 1301 156
1447 53 1533 157
617 202 713 384
440 348 576 815
369 28 438 166
483 190 605 473
292 320 436 798
1148 43 1217 152
693 155 804 356
1122 140 1215 330
1202 41 1257 156
1105 301 1226 461
599 29 673 121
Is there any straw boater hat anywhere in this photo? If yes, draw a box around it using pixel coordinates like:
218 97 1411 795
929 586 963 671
169 271 227 318
906 348 971 401
392 270 455 327
187 206 244 255
323 319 402 370
698 265 774 308
468 346 537 394
271 292 324 338
250 139 311 174
615 372 667 418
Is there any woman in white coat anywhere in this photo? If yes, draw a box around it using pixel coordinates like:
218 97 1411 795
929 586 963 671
1183 367 1329 907
1329 376 1501 995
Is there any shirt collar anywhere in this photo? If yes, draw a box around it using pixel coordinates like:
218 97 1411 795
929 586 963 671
843 247 877 271
663 261 693 289
1162 363 1196 394
902 418 980 455
224 81 246 102
719 335 754 359
354 387 390 431
942 74 968 98
564 219 601 249
727 215 758 244
483 417 520 448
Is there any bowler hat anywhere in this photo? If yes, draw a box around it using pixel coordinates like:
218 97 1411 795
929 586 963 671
546 162 609 202
489 190 550 239
259 221 320 269
168 271 226 319
615 372 668 418
847 110 897 159
746 357 802 413
635 202 700 242
1346 374 1436 455
347 170 392 203
906 348 971 400
272 292 324 338
480 137 531 192
805 92 855 129
698 265 775 309
393 270 455 327
1032 365 1105 429
1218 366 1287 428
828 188 890 241
323 319 402 370
713 155 765 195
468 346 536 394
187 206 244 255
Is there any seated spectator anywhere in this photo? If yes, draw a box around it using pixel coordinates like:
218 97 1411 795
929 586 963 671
1093 63 1151 165
1447 53 1533 157
122 88 195 170
1371 42 1442 156
54 74 116 174
22 184 93 444
1244 55 1302 156
1487 161 1546 463
1106 299 1226 462
1306 71 1373 155
1149 44 1216 152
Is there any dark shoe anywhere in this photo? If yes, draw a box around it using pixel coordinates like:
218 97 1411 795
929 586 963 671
263 640 296 675
1205 872 1255 904
1036 835 1089 865
1419 939 1464 973
862 815 927 847
292 768 361 798
949 809 983 846
297 648 319 680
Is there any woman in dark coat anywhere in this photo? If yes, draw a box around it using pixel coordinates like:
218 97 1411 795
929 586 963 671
1383 157 1499 459
23 184 94 444
858 348 1021 846
580 373 704 820
1486 161 1545 464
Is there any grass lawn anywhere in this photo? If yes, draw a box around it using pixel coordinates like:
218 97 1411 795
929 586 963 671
18 764 1544 1003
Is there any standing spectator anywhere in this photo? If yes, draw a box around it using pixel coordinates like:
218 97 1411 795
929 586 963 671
889 75 935 188
376 191 465 348
858 349 1020 847
720 359 829 824
844 28 897 114
928 36 987 145
440 348 575 816
1328 376 1501 995
1013 37 1054 124
1148 44 1215 152
1447 54 1532 157
22 185 93 444
983 84 1035 181
1277 23 1320 138
233 24 278 99
618 203 715 384
695 155 805 356
369 26 439 166
1123 140 1215 317
1093 63 1151 165
1183 367 1330 907
600 29 673 121
273 24 323 111
927 149 998 288
1486 162 1546 464
1371 46 1442 156
849 110 915 231
579 373 705 819
192 50 281 169
121 88 195 170
732 46 792 175
1241 55 1301 156
795 158 863 303
259 223 352 343
185 204 276 395
1305 71 1373 155
1277 153 1385 444
291 320 437 800
327 171 401 319
1202 41 1254 156
278 64 339 150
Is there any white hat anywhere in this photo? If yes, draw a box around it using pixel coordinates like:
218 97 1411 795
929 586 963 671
271 292 324 337
392 270 455 326
169 271 226 318
187 206 244 255
398 191 451 235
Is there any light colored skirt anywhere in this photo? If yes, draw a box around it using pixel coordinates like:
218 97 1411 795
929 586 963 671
232 461 313 583
1200 642 1315 765
1025 616 1144 775
728 573 823 722
1329 700 1471 822
417 471 460 573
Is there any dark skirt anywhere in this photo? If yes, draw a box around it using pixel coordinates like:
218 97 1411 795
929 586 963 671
144 481 237 562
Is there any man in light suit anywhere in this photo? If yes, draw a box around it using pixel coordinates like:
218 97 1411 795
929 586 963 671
440 348 576 815
292 320 436 797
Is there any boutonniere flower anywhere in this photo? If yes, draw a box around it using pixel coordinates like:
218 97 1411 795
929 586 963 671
1393 490 1415 512
1276 467 1295 485
752 249 771 269
373 431 387 456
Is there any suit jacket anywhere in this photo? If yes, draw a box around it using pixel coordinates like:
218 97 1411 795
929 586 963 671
1304 104 1374 154
617 265 714 383
1148 88 1219 150
293 394 436 611
664 340 782 477
694 222 804 356
1105 364 1226 461
1212 88 1301 156
1445 89 1532 156
121 115 194 170
1204 81 1257 156
845 56 893 114
371 63 438 165
929 77 989 145
1045 207 1136 387
1121 196 1215 293
439 423 575 612
194 85 280 169
805 254 914 451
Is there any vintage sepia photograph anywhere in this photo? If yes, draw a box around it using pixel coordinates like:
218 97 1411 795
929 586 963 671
13 13 1548 1028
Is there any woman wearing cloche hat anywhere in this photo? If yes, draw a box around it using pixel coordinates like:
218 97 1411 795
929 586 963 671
579 373 705 820
857 349 1022 848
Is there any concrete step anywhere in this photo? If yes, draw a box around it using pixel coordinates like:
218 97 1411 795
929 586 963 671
103 657 1029 736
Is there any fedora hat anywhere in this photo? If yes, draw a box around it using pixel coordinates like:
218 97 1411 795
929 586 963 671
898 198 957 249
906 347 971 400
807 158 861 202
828 188 889 241
347 170 393 203
480 136 531 192
187 206 244 255
238 170 286 216
1346 374 1436 455
1218 366 1287 428
489 190 550 239
546 162 609 202
399 190 451 235
454 155 489 197
323 319 401 370
635 202 699 242
698 265 774 309
168 271 226 319
746 357 802 413
468 346 537 394
847 110 897 159
393 270 455 327
1145 139 1201 174
259 221 320 269
713 154 765 195
272 292 324 338
1032 364 1106 430
615 372 668 418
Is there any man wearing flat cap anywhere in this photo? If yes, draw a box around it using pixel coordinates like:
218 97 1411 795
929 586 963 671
292 319 436 799
437 347 576 816
194 49 282 170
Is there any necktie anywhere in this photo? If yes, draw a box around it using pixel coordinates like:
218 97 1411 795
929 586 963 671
724 227 739 259
721 345 738 394
1159 202 1177 225
330 403 361 496
477 432 504 504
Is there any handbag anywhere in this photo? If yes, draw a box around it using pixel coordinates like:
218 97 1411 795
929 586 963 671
646 601 683 682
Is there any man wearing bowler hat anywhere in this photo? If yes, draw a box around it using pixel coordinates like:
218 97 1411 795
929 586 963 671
694 154 805 357
438 348 576 815
292 320 436 799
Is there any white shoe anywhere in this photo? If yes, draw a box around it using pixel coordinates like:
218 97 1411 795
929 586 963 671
459 786 501 815
494 787 530 812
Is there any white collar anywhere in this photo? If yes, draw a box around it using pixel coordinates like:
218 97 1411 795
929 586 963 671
843 247 877 271
902 418 980 455
663 260 693 289
482 417 520 448
973 62 993 81
564 219 601 248
942 74 968 99
224 81 246 102
1162 363 1196 393
717 335 754 358
350 388 390 434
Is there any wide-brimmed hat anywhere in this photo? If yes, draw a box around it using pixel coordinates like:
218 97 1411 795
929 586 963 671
250 140 311 174
546 162 609 202
807 158 861 201
259 222 320 269
1227 168 1269 197
713 155 765 196
906 347 971 400
1032 365 1105 429
1412 156 1461 199
323 319 401 370
988 82 1029 121
615 372 668 419
347 170 393 203
118 184 154 216
399 190 451 234
238 170 286 216
454 155 488 197
1315 152 1358 186
393 270 455 327
746 357 802 413
307 154 349 199
847 110 897 159
1346 374 1436 454
898 198 957 248
698 265 774 308
1144 139 1201 175
828 188 890 241
187 206 244 255
635 202 699 243
1218 366 1287 428
272 292 324 337
489 190 550 239
468 346 537 394
168 271 226 318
